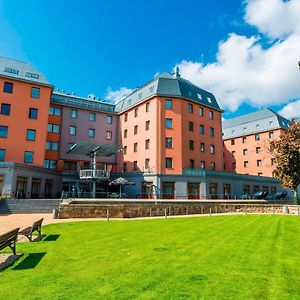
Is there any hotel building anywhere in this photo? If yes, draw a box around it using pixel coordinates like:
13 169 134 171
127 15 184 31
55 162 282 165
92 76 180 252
0 57 290 199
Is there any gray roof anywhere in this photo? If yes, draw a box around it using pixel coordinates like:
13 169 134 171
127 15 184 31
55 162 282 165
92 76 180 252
0 56 50 86
115 72 221 112
51 91 115 113
222 108 290 139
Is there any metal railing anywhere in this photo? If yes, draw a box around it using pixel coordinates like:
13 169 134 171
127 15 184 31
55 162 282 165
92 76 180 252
79 169 110 180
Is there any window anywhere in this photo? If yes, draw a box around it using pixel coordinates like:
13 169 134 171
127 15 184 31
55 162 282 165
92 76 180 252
47 124 60 133
134 108 138 118
124 113 128 122
200 161 206 169
24 151 33 163
134 125 138 135
124 129 127 138
123 146 127 154
244 185 250 195
232 150 236 157
49 106 61 116
29 108 38 119
145 120 150 131
106 131 112 140
242 136 247 143
199 107 204 116
189 159 194 169
207 96 212 103
257 160 262 167
89 128 95 138
253 185 259 193
26 129 36 141
46 141 58 151
255 134 260 141
165 99 172 109
0 126 8 138
107 115 113 124
258 172 263 176
210 144 215 154
209 127 214 137
166 137 173 148
200 124 204 135
3 82 13 93
162 182 175 198
243 127 247 132
133 161 138 171
256 147 261 154
197 93 202 100
0 149 5 161
231 139 235 145
188 103 193 113
165 118 172 129
165 157 173 168
200 143 205 153
209 110 214 120
256 124 260 129
189 140 194 151
269 120 273 126
68 143 75 151
134 143 138 152
188 122 194 132
31 87 40 98
211 162 216 170
63 161 77 171
89 112 96 121
1 103 11 115
145 159 150 169
244 161 248 168
146 102 150 112
269 131 274 139
243 149 248 156
44 159 57 169
71 109 78 119
69 126 77 135
145 139 150 149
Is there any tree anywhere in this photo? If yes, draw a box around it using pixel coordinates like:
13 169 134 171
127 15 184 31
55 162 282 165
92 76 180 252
270 121 300 204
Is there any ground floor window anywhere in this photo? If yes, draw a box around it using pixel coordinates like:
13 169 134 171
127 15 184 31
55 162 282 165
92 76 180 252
244 185 250 195
162 182 175 199
0 175 4 195
31 178 41 198
270 186 277 195
45 179 53 198
223 183 231 199
209 183 218 199
253 185 260 193
16 176 27 198
263 186 269 193
187 183 200 199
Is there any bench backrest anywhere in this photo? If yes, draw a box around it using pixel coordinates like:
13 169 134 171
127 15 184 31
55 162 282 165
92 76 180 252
0 227 20 249
31 218 43 233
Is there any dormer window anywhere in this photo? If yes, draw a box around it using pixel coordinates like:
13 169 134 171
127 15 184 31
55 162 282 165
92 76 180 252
197 93 202 100
207 96 212 103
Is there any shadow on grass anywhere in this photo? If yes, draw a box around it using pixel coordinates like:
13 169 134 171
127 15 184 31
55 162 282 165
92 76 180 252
43 234 60 242
13 253 46 270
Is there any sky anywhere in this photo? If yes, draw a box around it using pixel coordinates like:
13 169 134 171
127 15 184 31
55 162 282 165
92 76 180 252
0 0 300 119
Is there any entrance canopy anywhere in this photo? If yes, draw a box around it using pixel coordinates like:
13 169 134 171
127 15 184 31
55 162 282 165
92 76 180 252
67 141 121 157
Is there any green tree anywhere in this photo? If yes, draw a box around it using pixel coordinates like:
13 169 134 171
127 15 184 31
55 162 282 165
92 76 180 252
270 121 300 204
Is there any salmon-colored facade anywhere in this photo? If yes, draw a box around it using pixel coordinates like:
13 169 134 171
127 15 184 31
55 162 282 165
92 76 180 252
0 77 52 167
118 96 223 174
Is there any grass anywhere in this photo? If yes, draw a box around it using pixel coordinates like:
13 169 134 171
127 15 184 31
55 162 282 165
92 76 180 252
1 215 300 299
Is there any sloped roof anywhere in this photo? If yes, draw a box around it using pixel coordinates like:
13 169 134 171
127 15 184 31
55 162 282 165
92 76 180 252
0 56 50 86
222 108 290 139
115 72 221 112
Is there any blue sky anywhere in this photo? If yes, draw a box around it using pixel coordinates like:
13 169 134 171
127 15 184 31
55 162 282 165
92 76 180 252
1 0 300 119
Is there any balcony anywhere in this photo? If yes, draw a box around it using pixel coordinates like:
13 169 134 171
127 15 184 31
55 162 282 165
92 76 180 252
79 169 110 180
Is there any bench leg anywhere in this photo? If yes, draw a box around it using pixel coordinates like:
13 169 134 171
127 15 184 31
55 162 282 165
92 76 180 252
9 243 16 255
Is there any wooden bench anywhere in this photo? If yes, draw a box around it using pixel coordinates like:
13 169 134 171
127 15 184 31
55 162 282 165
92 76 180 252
21 218 43 242
0 228 20 255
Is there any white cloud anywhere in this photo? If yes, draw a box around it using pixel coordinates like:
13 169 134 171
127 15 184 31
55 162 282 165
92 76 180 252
105 87 134 103
279 100 300 119
245 0 300 39
176 0 300 112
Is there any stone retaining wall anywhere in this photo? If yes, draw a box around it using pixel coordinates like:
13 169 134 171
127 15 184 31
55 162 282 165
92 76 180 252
58 202 290 219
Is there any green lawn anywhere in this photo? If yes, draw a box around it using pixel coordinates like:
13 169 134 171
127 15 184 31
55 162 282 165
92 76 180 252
1 215 300 299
